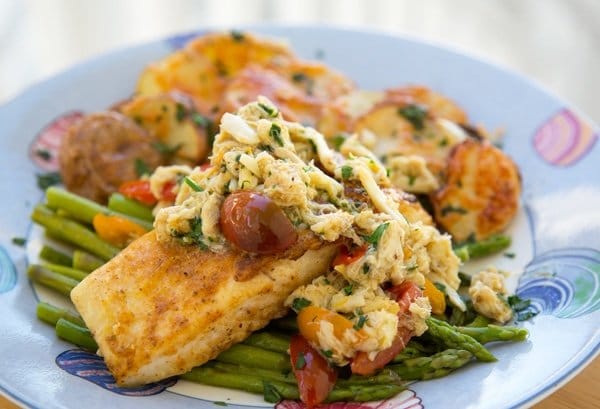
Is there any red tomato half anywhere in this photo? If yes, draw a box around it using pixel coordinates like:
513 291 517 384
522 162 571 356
219 191 297 254
351 282 422 375
160 180 177 202
332 245 367 267
290 335 337 408
118 180 156 206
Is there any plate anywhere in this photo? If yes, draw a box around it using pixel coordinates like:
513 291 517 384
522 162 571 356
0 25 598 409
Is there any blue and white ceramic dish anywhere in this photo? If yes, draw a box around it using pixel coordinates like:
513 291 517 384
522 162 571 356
0 25 598 409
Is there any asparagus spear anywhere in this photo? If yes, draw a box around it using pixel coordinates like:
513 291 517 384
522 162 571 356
457 325 528 344
40 262 88 281
182 367 298 398
36 301 86 327
39 245 73 266
426 317 496 362
454 234 511 262
27 264 80 296
466 315 492 328
72 250 104 272
108 193 154 222
55 318 98 351
216 344 291 371
388 349 473 380
31 205 119 260
212 362 296 384
243 332 290 353
183 367 404 402
45 187 153 230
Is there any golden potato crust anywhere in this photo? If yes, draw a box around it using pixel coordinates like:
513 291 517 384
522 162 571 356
71 230 338 386
431 139 521 242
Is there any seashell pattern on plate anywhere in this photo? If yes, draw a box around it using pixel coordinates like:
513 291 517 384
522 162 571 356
516 247 600 318
28 111 85 171
533 108 598 167
56 349 177 396
0 245 17 294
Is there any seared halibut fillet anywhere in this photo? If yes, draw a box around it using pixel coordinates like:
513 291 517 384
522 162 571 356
71 230 337 386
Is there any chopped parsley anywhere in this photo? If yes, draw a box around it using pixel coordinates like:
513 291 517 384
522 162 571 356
36 172 62 190
321 349 333 358
152 141 181 156
184 177 203 192
440 205 468 217
35 148 52 161
353 314 368 330
291 297 311 312
12 237 26 247
365 223 389 248
230 30 245 42
398 104 428 130
258 102 278 118
291 72 308 83
407 173 416 186
192 112 211 128
262 381 282 403
362 263 370 274
343 284 354 296
134 158 151 177
331 134 347 151
295 352 306 370
434 282 446 293
458 272 472 287
341 165 353 180
269 123 284 146
504 252 516 258
175 102 187 121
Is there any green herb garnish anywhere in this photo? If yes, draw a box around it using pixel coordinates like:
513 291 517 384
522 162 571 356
192 112 211 128
184 177 203 192
343 284 354 296
258 103 278 118
341 165 353 180
504 252 516 258
354 314 368 330
440 205 468 217
330 134 347 151
291 297 311 312
321 349 333 358
134 158 151 177
269 123 284 146
365 223 389 247
295 352 306 370
398 104 428 130
175 102 187 121
213 402 228 406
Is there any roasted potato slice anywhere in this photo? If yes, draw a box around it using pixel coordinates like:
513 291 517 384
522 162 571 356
119 92 210 164
59 112 163 203
136 31 296 114
431 139 521 242
220 62 353 126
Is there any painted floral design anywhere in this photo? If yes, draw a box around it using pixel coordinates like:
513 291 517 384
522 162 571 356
516 248 600 318
533 108 597 167
28 111 85 171
275 389 422 409
56 349 177 396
